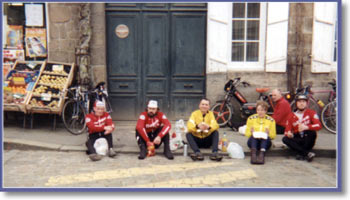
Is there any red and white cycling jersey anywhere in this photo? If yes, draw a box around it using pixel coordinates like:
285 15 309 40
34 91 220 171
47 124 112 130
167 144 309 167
85 112 115 134
284 109 322 135
136 111 171 142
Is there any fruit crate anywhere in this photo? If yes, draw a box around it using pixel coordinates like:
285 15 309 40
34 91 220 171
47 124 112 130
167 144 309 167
3 60 45 113
26 61 75 115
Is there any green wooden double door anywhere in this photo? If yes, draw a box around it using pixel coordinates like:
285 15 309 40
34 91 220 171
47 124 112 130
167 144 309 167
106 3 207 120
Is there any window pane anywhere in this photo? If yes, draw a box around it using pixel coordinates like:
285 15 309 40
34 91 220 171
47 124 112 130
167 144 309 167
247 3 260 18
247 21 259 40
232 42 244 61
246 42 259 61
232 20 245 40
232 3 245 18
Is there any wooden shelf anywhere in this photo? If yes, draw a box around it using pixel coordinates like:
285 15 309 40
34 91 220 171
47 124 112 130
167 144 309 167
26 61 75 115
42 71 69 76
3 60 45 113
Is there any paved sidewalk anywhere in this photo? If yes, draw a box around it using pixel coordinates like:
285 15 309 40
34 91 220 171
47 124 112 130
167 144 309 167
2 120 337 158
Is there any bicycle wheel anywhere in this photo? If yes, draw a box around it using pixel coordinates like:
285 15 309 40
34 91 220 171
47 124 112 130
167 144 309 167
290 98 321 116
321 101 336 134
211 102 232 127
62 99 87 135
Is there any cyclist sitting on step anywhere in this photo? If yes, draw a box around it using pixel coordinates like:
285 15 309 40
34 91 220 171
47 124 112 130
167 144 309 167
282 94 322 162
271 89 292 135
186 98 222 161
85 100 117 161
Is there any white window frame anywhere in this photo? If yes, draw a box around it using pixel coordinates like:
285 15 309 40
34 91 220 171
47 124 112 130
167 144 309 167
228 2 267 71
331 16 338 72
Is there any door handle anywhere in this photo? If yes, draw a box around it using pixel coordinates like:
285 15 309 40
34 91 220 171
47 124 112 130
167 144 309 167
119 84 129 88
184 84 193 88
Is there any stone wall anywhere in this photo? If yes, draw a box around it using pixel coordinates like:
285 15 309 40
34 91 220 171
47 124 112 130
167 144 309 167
90 3 107 86
287 3 336 101
47 3 80 63
47 3 108 87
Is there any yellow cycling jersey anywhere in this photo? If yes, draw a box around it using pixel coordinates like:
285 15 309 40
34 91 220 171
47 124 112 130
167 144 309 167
245 114 276 140
187 110 219 138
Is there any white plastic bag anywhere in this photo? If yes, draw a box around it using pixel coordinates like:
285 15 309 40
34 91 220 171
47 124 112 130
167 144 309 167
94 138 108 156
170 119 186 151
238 125 247 135
227 142 245 159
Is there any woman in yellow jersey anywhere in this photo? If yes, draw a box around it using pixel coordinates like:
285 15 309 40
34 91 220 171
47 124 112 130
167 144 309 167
245 101 276 164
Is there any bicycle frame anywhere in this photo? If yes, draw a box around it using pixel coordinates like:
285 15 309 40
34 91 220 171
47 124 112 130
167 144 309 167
297 84 336 111
212 77 291 127
67 86 90 117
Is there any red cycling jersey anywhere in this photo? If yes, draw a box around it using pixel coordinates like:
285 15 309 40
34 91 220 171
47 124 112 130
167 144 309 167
136 111 171 143
85 112 115 134
272 97 292 127
284 109 322 135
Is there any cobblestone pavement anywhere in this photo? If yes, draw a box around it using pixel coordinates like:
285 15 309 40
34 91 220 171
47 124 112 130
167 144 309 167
3 150 337 188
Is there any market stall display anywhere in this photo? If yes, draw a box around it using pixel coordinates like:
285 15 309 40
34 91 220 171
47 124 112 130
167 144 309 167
3 60 45 113
26 61 75 115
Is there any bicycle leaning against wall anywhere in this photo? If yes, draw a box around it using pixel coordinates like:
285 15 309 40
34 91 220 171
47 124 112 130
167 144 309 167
62 82 113 135
320 81 337 134
290 80 336 134
211 77 291 127
290 80 336 116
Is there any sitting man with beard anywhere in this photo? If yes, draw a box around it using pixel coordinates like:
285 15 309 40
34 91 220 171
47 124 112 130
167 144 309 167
282 94 322 162
135 100 173 160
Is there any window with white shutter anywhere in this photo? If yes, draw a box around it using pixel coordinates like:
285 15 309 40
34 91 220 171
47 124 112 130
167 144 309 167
265 2 289 72
311 2 337 73
207 2 230 73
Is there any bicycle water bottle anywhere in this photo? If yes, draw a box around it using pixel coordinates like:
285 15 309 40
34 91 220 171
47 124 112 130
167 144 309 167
317 99 325 108
222 132 228 152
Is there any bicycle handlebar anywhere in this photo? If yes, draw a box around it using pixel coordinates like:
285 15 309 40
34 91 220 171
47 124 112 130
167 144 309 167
230 77 251 87
242 81 251 87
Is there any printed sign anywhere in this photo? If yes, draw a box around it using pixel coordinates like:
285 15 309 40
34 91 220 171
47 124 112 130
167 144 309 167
25 4 44 27
25 28 47 58
115 24 129 39
41 93 52 102
6 25 24 49
52 65 64 73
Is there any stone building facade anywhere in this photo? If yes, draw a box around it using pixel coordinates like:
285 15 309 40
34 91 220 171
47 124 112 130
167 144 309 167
206 2 337 107
45 2 338 119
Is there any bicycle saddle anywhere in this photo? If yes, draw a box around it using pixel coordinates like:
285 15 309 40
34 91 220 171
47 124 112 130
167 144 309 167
256 88 269 93
95 82 106 89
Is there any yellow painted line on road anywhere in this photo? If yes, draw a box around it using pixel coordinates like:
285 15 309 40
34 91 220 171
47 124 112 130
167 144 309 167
45 162 233 186
131 169 258 188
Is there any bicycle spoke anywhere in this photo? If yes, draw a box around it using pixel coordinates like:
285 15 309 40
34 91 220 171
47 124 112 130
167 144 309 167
222 111 230 115
219 116 227 122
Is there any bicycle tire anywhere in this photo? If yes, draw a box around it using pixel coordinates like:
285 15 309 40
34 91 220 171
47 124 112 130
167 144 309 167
290 98 321 116
101 95 113 113
321 101 336 134
62 99 87 135
211 102 232 127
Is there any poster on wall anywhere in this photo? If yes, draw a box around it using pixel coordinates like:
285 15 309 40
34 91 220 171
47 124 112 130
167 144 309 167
3 49 25 76
25 28 47 58
6 25 24 49
3 49 25 61
25 4 44 27
3 15 7 48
